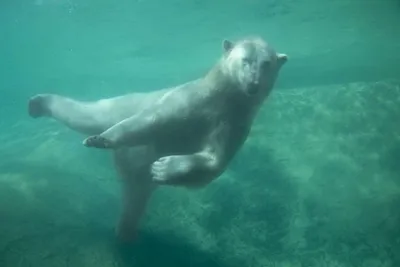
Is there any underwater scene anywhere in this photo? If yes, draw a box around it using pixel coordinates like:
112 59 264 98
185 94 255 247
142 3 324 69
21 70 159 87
1 0 400 266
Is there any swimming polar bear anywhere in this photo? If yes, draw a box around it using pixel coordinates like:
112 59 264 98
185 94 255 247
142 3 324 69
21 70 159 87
27 36 288 242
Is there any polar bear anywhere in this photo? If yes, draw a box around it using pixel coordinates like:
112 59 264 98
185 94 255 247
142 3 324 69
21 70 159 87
27 36 288 242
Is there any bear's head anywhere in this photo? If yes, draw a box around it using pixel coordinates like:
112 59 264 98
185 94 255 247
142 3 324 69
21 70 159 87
221 37 287 98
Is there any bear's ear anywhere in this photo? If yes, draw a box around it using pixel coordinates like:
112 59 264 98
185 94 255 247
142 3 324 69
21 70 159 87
222 39 234 52
277 53 288 67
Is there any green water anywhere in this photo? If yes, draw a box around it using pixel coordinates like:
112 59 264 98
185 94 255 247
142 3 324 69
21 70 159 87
1 1 400 266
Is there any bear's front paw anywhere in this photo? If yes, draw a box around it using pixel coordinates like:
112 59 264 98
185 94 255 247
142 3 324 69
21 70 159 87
83 135 114 149
151 155 192 185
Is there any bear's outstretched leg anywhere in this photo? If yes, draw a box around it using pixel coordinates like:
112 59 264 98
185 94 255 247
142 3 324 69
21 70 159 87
28 93 147 135
28 94 116 135
116 175 155 243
